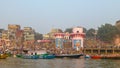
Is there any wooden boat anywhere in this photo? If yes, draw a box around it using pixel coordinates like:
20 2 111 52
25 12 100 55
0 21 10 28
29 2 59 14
0 54 8 59
55 54 83 58
91 55 101 59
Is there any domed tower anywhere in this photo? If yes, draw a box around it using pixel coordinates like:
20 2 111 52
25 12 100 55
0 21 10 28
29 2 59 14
70 27 85 51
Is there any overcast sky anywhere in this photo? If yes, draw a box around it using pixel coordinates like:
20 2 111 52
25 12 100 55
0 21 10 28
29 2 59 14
0 0 120 34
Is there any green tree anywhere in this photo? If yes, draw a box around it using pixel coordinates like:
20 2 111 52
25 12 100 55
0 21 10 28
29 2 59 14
86 28 96 38
83 27 87 33
115 20 120 36
0 29 4 33
115 20 120 33
64 28 73 33
35 32 43 40
64 27 86 33
97 24 119 43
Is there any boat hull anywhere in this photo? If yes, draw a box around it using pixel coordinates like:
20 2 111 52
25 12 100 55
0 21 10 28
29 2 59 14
39 54 55 59
55 54 83 58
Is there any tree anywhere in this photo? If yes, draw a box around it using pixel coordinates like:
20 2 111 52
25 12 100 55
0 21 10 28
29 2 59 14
64 27 86 33
83 27 87 33
0 29 4 33
57 29 63 33
97 23 119 43
115 20 120 33
115 20 120 36
35 32 43 40
0 29 4 38
86 28 96 38
64 28 73 33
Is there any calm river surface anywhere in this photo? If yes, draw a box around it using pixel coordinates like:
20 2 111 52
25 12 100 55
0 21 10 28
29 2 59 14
0 57 120 68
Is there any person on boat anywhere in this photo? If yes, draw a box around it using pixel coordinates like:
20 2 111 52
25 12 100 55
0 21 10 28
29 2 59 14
35 52 37 55
31 52 33 55
60 51 62 54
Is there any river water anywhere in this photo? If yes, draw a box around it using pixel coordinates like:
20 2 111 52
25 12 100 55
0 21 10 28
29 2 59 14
0 57 120 68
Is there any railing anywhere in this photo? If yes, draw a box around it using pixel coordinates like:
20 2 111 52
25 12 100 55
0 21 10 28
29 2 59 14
83 47 120 54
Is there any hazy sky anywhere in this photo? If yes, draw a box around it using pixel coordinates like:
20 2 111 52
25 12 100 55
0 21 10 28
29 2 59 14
0 0 120 34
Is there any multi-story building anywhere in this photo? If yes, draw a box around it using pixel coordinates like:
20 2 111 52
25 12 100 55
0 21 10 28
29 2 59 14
8 24 20 31
43 28 63 40
8 24 21 40
15 30 24 45
43 34 50 39
2 30 9 40
1 30 11 49
64 32 70 40
23 27 35 41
